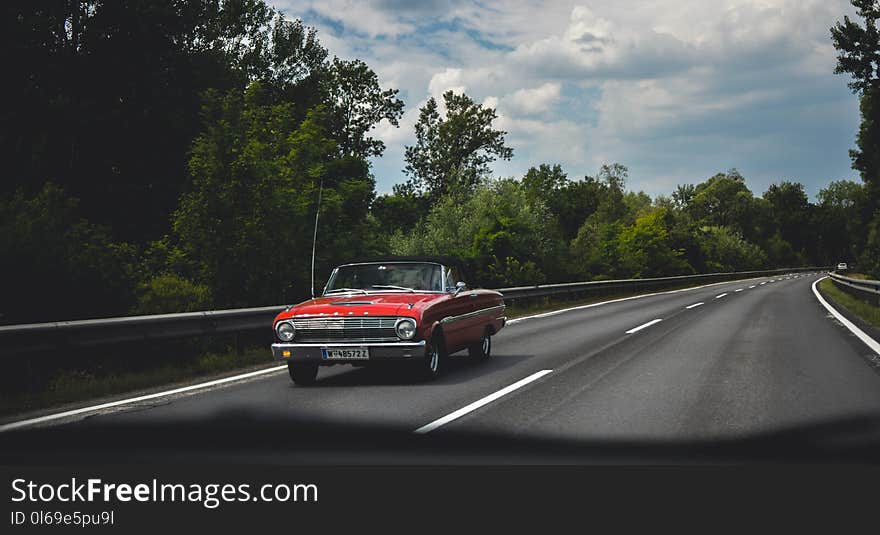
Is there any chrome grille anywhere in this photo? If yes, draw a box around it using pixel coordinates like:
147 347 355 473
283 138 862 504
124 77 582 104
291 317 399 342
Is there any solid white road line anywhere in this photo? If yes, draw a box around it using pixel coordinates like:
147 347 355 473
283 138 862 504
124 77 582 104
0 365 288 433
625 318 663 334
735 288 743 292
413 370 554 434
811 277 880 356
685 302 704 309
715 293 728 299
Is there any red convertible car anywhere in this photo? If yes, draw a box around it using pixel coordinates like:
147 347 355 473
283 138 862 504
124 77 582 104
271 257 506 384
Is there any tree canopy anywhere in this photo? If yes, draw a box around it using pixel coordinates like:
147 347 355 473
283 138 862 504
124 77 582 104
0 0 874 324
401 90 513 200
831 1 880 276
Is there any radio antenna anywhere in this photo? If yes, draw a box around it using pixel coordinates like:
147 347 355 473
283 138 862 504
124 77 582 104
310 177 323 299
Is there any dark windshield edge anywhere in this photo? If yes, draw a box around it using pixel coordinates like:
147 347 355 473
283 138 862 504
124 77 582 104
324 262 445 294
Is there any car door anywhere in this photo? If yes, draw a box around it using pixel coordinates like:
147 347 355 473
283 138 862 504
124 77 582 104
444 265 491 351
466 290 503 340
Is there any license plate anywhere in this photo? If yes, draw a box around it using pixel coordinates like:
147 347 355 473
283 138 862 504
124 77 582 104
321 347 370 360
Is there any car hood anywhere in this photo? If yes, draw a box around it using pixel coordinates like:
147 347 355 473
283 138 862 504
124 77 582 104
280 293 443 319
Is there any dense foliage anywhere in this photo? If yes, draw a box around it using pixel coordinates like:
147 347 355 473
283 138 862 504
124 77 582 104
0 0 876 324
831 0 880 276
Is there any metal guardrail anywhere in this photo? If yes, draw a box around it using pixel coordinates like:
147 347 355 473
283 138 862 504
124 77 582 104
828 271 880 303
498 267 823 301
0 267 828 356
0 305 287 357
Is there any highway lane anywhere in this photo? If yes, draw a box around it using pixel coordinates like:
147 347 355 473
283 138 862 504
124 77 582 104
452 272 880 440
66 271 880 441
78 275 785 429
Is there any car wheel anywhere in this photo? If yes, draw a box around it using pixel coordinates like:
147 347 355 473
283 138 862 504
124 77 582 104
288 362 319 385
468 328 492 361
417 333 445 381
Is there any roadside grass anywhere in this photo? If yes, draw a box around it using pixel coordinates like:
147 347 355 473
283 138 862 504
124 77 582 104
819 278 880 331
841 272 873 280
0 274 777 421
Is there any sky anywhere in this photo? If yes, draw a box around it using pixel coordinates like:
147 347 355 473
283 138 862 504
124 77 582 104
273 0 862 200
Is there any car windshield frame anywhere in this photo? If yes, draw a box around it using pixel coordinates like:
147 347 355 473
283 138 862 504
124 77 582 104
322 262 447 295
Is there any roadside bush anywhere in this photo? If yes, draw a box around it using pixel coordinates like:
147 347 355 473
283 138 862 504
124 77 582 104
697 226 767 272
617 209 691 277
131 274 213 315
0 183 136 324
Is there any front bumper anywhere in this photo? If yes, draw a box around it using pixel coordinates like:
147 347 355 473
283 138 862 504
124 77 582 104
272 341 426 363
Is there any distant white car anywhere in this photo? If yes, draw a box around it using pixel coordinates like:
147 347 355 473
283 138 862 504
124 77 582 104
837 262 848 271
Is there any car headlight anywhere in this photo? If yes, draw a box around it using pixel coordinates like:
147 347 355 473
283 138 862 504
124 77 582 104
276 321 295 342
395 318 417 340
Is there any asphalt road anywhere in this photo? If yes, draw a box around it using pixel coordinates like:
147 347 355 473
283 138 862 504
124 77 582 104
61 271 880 442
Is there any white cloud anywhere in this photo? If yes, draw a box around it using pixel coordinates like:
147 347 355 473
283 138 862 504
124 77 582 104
285 0 415 37
275 0 861 197
427 68 467 98
502 83 562 116
508 5 696 80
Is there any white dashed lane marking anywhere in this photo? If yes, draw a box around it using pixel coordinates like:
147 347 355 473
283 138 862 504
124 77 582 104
625 319 663 334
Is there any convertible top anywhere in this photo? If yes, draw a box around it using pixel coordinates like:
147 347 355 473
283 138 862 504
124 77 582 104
341 256 477 287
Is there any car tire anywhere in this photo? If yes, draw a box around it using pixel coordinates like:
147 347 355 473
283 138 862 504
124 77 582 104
288 362 319 385
468 328 492 361
417 333 446 381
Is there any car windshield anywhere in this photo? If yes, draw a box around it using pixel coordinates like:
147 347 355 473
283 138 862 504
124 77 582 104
324 263 443 293
14 2 880 507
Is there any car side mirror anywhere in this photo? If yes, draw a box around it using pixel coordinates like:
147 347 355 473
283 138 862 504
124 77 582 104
453 281 467 295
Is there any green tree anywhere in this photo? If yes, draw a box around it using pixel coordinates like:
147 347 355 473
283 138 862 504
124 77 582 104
697 226 767 272
522 163 601 240
242 13 329 95
623 191 654 221
567 163 639 279
0 0 291 241
172 84 376 307
570 219 626 279
687 171 760 240
591 163 630 224
402 91 513 200
832 1 880 272
390 179 554 286
0 183 136 324
555 179 602 241
762 181 810 260
816 180 865 264
764 232 800 267
663 204 706 272
831 0 880 95
322 57 404 159
672 184 697 209
617 209 691 277
371 193 427 234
